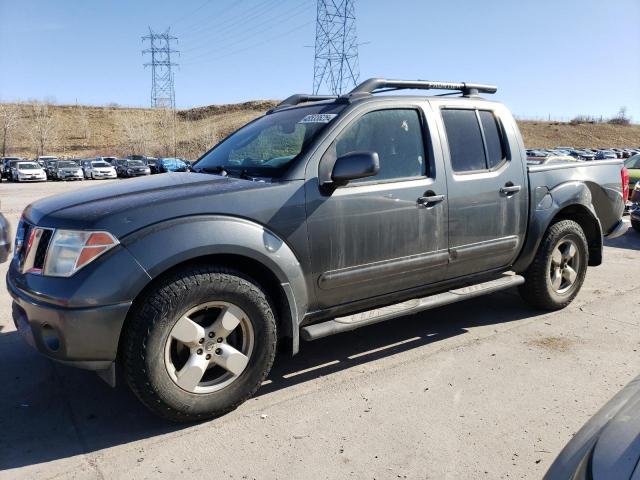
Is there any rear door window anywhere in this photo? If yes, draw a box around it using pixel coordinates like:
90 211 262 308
441 109 486 172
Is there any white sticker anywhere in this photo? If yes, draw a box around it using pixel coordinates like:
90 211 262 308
298 113 337 124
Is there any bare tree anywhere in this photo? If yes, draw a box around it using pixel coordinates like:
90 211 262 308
0 104 20 157
28 101 56 156
77 105 90 145
608 106 630 126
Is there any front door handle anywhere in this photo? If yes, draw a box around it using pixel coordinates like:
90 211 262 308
500 185 521 195
417 194 445 207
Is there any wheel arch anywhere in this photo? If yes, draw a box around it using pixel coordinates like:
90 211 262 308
118 215 309 356
514 182 603 272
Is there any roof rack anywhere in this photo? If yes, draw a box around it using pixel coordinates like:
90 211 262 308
268 94 338 113
343 78 498 99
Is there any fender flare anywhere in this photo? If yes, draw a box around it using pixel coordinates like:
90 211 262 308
513 181 602 272
121 215 308 353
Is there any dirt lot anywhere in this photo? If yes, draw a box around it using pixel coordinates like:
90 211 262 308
0 180 639 479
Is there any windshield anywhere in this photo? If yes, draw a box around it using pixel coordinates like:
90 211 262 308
18 163 39 169
93 162 110 167
58 161 78 168
194 104 344 177
127 160 145 166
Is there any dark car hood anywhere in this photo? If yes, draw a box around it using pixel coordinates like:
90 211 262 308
25 172 279 237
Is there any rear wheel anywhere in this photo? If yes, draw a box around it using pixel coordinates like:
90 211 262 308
121 265 277 422
632 218 640 233
519 219 588 310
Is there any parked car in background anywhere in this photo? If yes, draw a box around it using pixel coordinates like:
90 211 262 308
631 197 640 233
12 161 47 182
37 155 58 165
53 160 84 181
545 375 640 479
0 213 10 264
85 160 117 180
118 159 150 177
568 149 596 161
146 157 158 174
156 157 188 173
526 149 549 158
1 157 24 181
595 150 618 160
526 155 579 166
624 155 640 193
97 156 118 165
80 159 93 178
44 159 60 180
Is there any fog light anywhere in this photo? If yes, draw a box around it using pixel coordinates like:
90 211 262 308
41 323 60 352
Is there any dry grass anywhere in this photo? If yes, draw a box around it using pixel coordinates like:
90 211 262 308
1 101 638 159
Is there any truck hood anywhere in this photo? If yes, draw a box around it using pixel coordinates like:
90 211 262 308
24 172 278 237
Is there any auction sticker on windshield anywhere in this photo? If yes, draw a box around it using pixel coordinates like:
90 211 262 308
298 114 337 124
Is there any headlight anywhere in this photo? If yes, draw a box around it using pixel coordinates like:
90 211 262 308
43 230 119 277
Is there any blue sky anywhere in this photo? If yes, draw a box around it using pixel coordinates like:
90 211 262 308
1 0 639 120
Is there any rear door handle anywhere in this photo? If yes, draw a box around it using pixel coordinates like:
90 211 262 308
417 194 445 207
500 185 521 195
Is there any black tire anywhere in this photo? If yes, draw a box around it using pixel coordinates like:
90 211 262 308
121 265 277 422
518 219 588 310
632 219 640 233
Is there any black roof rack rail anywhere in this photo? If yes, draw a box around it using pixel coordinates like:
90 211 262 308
268 94 338 113
343 78 498 100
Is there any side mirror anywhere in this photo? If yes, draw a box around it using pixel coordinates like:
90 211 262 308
331 151 379 186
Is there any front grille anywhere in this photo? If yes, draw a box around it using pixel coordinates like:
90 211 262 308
34 229 53 269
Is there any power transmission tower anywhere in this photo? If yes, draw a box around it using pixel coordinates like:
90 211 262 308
142 28 179 108
312 0 359 95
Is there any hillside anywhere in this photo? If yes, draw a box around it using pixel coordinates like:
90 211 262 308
1 101 638 160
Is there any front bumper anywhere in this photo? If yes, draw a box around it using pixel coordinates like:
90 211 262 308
18 175 46 182
93 171 117 178
59 173 83 180
8 275 131 370
605 218 629 239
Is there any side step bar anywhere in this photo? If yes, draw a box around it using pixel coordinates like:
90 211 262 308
301 274 524 341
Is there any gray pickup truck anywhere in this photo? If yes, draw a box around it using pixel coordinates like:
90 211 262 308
7 78 628 421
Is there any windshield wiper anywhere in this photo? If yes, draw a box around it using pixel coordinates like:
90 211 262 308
195 166 228 176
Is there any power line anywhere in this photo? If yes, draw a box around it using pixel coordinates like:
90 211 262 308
313 0 359 95
181 20 313 66
181 1 313 55
142 28 179 108
169 0 212 28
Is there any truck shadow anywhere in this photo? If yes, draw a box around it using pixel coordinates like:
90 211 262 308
0 290 544 472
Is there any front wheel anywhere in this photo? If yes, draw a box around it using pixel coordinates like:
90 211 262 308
121 265 277 422
631 218 640 233
519 219 588 310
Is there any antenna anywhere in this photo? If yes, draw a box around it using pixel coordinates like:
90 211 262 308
312 0 359 96
142 28 179 108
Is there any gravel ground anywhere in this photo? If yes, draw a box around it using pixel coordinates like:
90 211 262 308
0 179 638 480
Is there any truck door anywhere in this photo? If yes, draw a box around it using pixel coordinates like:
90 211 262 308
305 106 449 309
437 105 527 278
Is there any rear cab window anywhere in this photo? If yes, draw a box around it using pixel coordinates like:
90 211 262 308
441 107 508 173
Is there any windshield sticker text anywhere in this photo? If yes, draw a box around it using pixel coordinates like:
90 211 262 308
298 114 337 124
